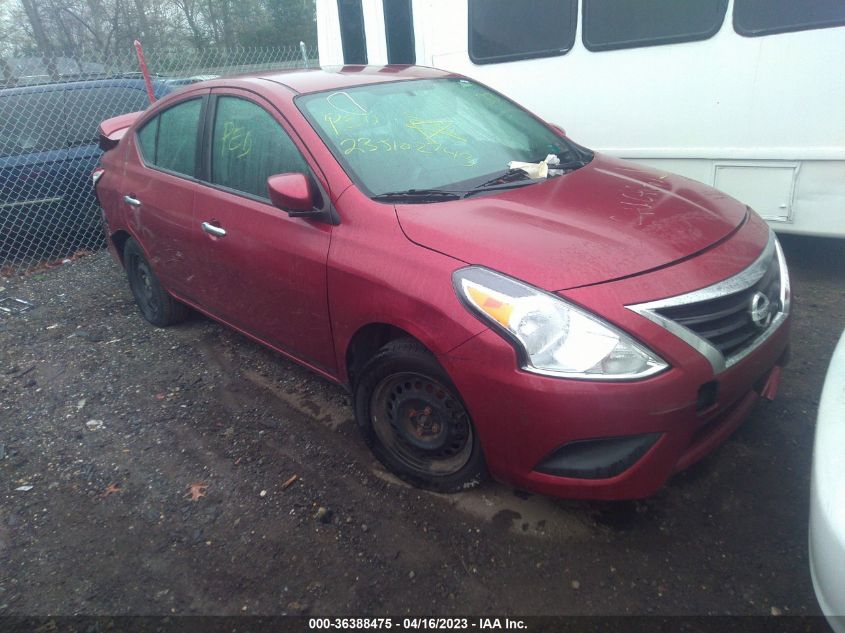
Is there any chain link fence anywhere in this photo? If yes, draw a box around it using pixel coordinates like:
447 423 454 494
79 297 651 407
0 43 317 276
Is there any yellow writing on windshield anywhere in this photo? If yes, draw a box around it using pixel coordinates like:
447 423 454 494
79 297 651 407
405 118 466 145
324 91 379 135
339 136 477 167
325 112 380 136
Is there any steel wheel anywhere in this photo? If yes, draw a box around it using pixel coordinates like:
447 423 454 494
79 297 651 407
127 252 160 322
370 371 474 477
355 338 487 492
123 238 188 327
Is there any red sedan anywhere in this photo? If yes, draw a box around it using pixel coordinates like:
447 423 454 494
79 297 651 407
94 66 790 500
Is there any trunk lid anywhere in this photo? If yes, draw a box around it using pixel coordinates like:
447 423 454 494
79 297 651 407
98 111 143 151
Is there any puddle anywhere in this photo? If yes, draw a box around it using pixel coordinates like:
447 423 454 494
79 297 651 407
241 361 595 540
590 499 665 531
241 369 353 431
371 466 593 539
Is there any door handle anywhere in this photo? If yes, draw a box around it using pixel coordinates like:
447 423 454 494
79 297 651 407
201 221 227 237
123 195 141 207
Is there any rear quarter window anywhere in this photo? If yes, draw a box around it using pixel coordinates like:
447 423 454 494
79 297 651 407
136 117 158 164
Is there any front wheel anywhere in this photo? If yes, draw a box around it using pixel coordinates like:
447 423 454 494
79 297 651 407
124 238 189 327
354 338 486 492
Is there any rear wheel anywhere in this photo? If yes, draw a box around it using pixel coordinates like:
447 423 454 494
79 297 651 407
124 238 188 326
354 338 486 492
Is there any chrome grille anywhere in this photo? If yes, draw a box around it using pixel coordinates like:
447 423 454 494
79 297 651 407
653 250 781 357
627 233 790 374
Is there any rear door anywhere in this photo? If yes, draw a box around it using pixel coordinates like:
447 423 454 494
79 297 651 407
191 88 335 372
121 90 208 298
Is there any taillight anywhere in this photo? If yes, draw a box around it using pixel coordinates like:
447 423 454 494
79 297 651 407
92 167 105 187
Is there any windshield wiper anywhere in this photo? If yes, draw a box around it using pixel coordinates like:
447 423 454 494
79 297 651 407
471 168 532 191
552 159 591 172
372 189 463 203
462 180 538 199
468 156 590 195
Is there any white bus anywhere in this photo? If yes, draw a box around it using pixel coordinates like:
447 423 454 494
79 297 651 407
317 0 845 238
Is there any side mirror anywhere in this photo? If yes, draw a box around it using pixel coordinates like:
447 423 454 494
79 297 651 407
267 173 319 217
549 123 566 137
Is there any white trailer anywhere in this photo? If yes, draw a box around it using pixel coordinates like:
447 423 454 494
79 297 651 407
317 0 845 237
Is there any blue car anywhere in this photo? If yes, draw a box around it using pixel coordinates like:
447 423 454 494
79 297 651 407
0 78 175 265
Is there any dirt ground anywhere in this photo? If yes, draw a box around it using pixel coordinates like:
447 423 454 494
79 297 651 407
0 233 843 618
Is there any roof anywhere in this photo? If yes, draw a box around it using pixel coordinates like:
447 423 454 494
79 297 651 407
0 76 171 97
236 65 458 95
1 56 105 83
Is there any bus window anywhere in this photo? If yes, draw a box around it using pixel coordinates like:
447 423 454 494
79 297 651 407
337 0 367 65
582 0 727 52
383 0 415 65
468 0 577 65
734 0 845 37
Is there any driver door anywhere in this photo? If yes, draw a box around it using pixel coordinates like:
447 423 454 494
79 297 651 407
191 89 336 373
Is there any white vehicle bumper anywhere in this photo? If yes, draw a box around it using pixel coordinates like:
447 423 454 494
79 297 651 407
810 329 845 632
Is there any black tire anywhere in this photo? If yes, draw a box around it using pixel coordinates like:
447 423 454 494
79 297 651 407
124 238 189 327
354 338 487 492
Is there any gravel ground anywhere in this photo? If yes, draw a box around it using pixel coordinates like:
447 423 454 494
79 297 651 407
0 233 843 617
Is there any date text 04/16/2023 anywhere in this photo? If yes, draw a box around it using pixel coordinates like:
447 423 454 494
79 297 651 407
307 618 528 630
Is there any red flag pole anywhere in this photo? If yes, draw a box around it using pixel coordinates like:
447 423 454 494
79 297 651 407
133 40 156 104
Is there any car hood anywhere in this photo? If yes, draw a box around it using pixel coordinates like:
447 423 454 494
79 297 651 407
395 154 747 291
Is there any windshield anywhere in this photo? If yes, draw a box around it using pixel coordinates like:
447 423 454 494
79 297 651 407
297 78 588 198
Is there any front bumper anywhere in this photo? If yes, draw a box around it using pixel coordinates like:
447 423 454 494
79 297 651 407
441 214 790 500
443 319 789 500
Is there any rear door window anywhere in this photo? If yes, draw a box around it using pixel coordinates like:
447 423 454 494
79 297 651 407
135 98 202 177
209 96 309 200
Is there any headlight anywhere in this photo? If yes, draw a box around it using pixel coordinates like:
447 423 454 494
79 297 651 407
453 267 668 380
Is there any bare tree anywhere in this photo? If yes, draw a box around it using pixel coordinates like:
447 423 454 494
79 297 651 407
3 0 317 61
172 0 208 48
19 0 60 78
19 0 53 55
